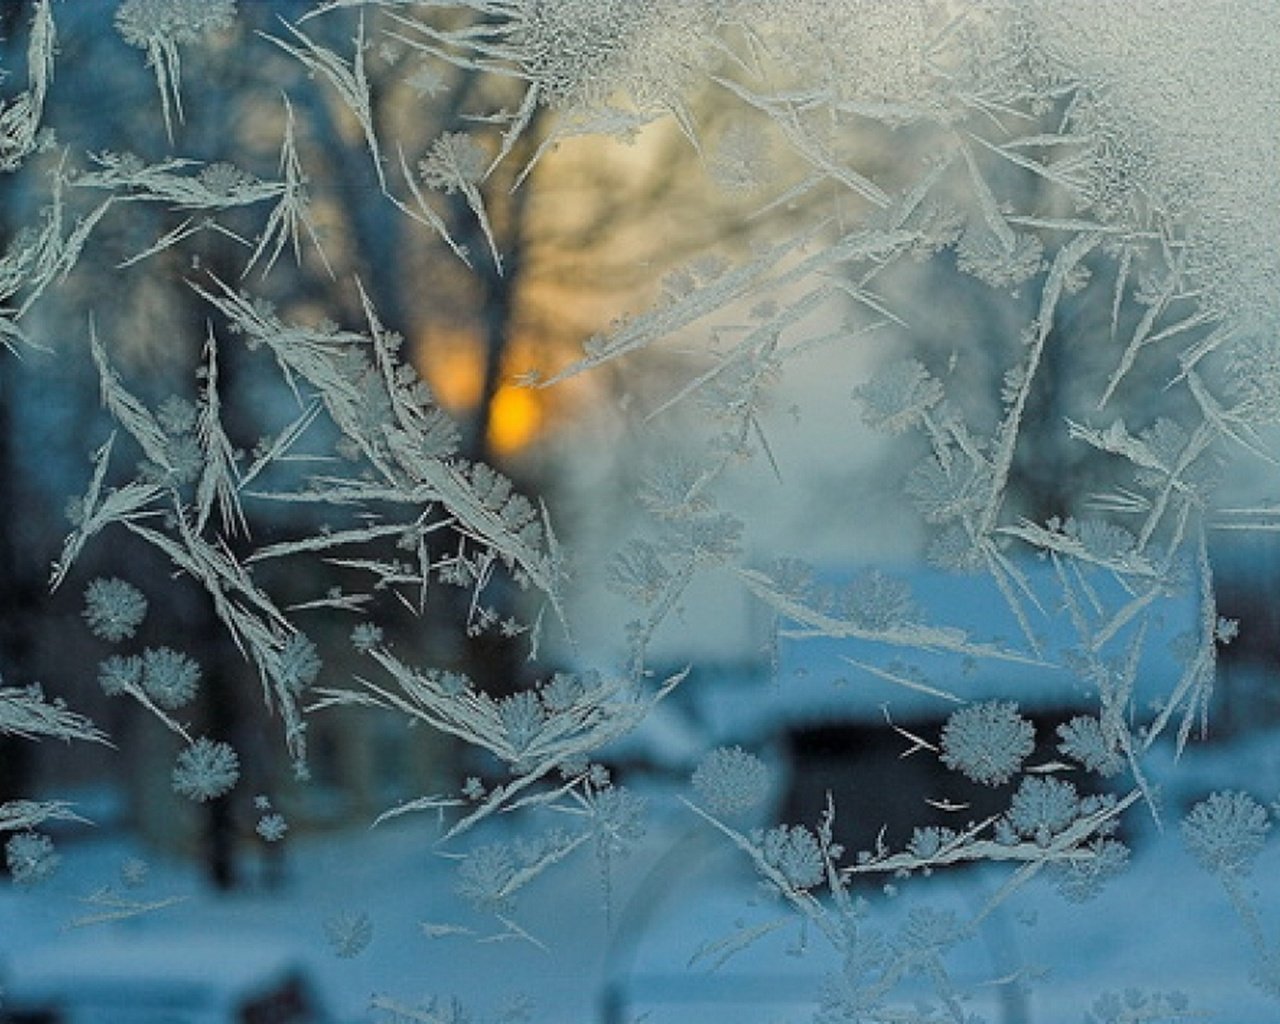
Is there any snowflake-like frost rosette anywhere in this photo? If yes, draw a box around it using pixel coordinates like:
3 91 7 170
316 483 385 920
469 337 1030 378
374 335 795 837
1181 790 1271 876
323 909 373 959
519 0 714 113
692 746 772 815
256 813 288 843
1006 776 1080 844
854 358 944 435
1054 837 1130 902
590 786 646 858
5 831 59 887
172 737 240 802
115 0 237 48
197 162 257 198
419 133 489 194
349 622 383 653
1056 715 1125 777
141 646 201 710
760 824 824 891
98 654 143 697
273 633 322 694
940 700 1035 786
156 395 198 435
120 857 149 888
455 842 518 914
82 577 148 642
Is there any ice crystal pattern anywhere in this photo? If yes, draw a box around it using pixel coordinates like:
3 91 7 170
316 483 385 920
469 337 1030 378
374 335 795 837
323 909 373 959
1057 716 1125 777
456 843 518 915
256 812 288 843
171 738 240 803
939 701 1035 787
4 832 59 887
97 654 142 698
691 746 771 815
419 133 488 193
82 577 147 642
114 0 237 47
140 647 201 710
1182 791 1271 876
1006 777 1081 845
273 633 322 694
1055 838 1130 903
2 0 1280 1018
760 824 824 891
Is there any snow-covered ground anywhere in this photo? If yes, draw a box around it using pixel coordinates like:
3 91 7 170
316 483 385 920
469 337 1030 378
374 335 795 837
2 728 1279 1023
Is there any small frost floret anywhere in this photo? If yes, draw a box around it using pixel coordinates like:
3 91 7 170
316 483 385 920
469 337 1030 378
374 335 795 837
160 433 203 486
899 907 965 954
1182 790 1270 876
498 691 546 760
172 738 240 802
854 358 944 435
256 813 288 843
956 228 1044 289
456 842 517 914
1055 838 1129 902
1057 715 1124 777
350 622 383 652
1007 776 1080 843
761 824 824 890
120 857 149 888
940 701 1035 786
1088 990 1194 1024
590 786 646 859
5 832 59 887
98 654 142 697
274 633 322 693
907 825 958 861
115 0 237 48
83 577 148 642
156 395 198 436
692 746 771 815
843 569 918 631
141 647 201 709
419 133 488 193
197 163 256 198
323 909 373 958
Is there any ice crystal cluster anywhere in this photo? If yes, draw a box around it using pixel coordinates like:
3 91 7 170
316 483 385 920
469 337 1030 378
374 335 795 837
4 831 59 888
0 0 1278 1020
114 0 237 48
81 577 148 642
171 738 240 803
939 700 1034 786
1182 790 1271 877
691 745 772 815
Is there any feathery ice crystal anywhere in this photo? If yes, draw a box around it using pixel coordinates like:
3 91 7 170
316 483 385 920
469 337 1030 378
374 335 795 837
82 577 148 642
171 738 240 803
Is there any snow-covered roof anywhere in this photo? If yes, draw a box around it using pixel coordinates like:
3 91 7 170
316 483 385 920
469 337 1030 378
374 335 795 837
692 561 1200 740
1 931 314 1015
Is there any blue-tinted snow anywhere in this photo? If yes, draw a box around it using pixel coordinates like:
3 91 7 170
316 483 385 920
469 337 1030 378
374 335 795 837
695 561 1200 743
2 723 1277 1024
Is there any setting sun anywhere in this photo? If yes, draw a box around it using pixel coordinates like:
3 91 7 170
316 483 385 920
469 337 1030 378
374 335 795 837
487 384 542 456
417 331 548 456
